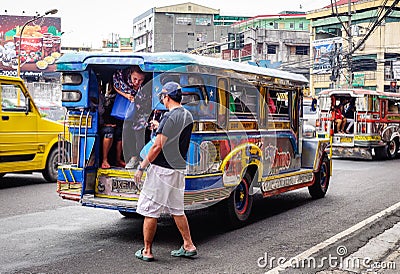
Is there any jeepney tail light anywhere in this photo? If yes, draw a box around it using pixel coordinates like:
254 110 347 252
361 125 367 133
316 119 320 127
324 122 328 132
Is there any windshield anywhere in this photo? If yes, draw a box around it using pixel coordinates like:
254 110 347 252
319 96 331 111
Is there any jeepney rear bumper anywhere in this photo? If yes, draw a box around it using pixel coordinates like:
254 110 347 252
81 194 138 211
331 139 384 159
331 146 373 159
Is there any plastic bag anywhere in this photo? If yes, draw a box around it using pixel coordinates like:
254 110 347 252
140 136 156 160
111 93 136 120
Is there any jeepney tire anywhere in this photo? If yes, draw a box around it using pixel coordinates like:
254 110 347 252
221 173 254 229
373 147 388 160
308 155 330 199
119 211 144 218
42 148 59 182
0 173 5 179
386 139 399 159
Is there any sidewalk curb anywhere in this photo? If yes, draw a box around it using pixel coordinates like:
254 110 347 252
267 202 400 273
341 221 400 273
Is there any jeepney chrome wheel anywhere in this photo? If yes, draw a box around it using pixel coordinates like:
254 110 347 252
234 179 249 215
387 139 399 159
308 155 330 199
223 174 254 228
319 160 329 191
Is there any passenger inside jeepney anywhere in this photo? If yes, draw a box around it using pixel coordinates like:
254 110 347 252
388 100 399 114
99 80 125 169
333 104 347 134
344 99 356 134
267 94 276 114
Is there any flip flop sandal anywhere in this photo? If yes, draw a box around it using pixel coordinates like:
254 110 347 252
135 248 154 262
171 246 197 257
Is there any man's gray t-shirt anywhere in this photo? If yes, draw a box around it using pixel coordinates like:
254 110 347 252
152 107 193 170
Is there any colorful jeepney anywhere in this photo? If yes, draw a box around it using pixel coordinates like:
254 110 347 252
56 52 331 227
317 88 400 159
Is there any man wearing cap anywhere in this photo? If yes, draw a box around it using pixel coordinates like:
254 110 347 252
134 81 197 262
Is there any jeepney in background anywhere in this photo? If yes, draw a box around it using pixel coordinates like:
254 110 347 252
316 88 400 159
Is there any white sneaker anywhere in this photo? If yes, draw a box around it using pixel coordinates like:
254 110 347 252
125 157 138 169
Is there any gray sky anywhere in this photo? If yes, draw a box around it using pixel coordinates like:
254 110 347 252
1 0 332 47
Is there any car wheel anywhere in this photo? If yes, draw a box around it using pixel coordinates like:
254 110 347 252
42 148 59 182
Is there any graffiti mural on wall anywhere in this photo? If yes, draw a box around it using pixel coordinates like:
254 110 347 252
0 15 61 77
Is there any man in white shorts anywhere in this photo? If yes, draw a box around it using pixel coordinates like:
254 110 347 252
134 81 197 262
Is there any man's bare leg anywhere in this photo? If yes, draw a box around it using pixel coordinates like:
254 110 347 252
101 138 113 168
142 217 157 258
172 214 196 251
116 140 125 167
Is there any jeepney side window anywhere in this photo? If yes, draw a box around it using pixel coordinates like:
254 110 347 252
388 99 400 114
1 83 28 112
229 80 258 120
217 78 229 129
367 95 379 112
269 89 289 118
258 85 268 128
181 74 208 105
181 91 200 106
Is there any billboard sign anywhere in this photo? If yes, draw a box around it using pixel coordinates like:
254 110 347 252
0 15 61 78
312 37 342 74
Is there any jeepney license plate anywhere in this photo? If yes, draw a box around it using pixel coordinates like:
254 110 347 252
112 178 139 194
340 137 353 143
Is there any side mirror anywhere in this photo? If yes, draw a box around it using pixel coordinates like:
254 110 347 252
25 97 31 115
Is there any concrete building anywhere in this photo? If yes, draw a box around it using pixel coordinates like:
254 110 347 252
132 2 248 53
307 0 400 95
224 12 311 77
131 3 311 80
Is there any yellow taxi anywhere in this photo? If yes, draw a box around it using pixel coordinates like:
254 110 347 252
0 75 66 182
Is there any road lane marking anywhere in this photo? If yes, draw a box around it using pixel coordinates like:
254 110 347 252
266 201 400 273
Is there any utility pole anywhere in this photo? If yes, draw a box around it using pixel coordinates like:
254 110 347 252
347 0 353 86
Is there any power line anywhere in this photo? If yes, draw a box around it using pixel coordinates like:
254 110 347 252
349 0 400 56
